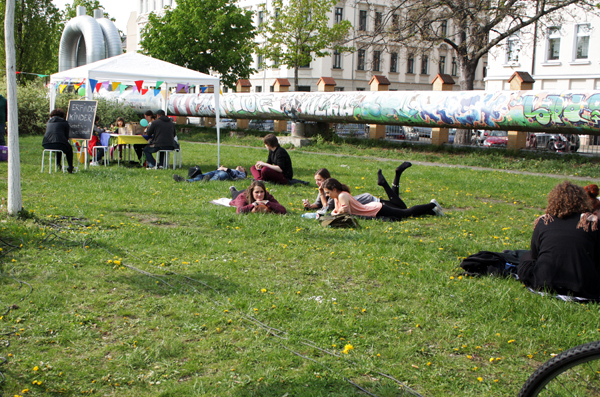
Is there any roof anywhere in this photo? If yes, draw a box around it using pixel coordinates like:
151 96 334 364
431 74 455 85
237 79 252 87
369 75 391 85
509 71 535 84
273 78 291 87
317 77 336 86
50 52 220 86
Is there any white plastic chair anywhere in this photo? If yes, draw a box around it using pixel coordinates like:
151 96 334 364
41 149 65 173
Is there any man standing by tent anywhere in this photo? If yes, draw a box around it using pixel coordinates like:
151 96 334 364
143 109 176 169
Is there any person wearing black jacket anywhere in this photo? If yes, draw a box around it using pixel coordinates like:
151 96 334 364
42 109 74 173
251 134 293 184
143 109 176 169
518 181 600 300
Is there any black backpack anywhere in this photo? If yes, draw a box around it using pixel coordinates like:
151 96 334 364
188 166 202 179
459 250 524 277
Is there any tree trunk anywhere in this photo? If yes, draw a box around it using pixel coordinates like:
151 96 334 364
5 0 23 214
454 56 478 145
294 64 299 91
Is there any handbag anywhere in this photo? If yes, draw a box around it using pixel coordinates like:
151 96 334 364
319 214 360 228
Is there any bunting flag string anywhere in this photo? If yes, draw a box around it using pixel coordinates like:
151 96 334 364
95 83 102 93
112 82 121 91
135 80 144 92
89 79 98 93
15 71 49 77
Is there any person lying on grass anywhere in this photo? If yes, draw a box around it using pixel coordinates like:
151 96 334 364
230 180 287 214
518 181 600 300
322 176 443 221
173 166 246 183
303 167 379 215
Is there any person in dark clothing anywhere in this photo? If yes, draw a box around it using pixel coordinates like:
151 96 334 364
0 94 6 146
143 109 176 169
42 108 74 173
251 134 293 184
518 181 600 300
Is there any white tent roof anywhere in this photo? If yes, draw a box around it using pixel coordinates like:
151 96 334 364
50 52 220 86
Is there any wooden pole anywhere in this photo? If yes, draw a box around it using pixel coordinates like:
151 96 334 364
5 0 22 214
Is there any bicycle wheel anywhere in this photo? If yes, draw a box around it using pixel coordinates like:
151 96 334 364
518 340 600 397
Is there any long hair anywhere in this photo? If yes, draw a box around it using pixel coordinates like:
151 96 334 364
116 117 125 127
245 180 268 204
315 168 331 180
322 178 351 193
546 181 592 218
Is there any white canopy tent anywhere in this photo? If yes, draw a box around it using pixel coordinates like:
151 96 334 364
49 52 222 164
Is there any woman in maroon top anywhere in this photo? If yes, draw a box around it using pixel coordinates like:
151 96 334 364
230 180 287 214
518 181 600 299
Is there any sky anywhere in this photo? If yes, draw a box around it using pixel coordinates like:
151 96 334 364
51 0 134 32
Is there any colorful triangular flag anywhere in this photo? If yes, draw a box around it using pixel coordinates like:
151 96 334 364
119 84 126 94
95 83 102 92
141 88 148 95
59 84 66 93
135 80 144 92
89 79 98 92
156 80 163 88
176 83 185 93
154 88 161 96
200 86 207 93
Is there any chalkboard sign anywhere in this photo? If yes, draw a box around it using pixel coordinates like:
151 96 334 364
66 100 97 140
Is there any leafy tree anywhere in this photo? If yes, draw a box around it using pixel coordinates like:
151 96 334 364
0 0 62 82
139 0 256 89
257 0 353 91
63 0 112 21
362 0 597 143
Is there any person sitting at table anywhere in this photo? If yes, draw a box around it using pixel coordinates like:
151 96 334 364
88 116 106 166
173 166 247 183
230 180 287 214
143 109 176 169
251 134 293 185
42 108 74 173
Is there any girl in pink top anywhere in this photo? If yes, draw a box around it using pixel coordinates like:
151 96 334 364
322 177 443 221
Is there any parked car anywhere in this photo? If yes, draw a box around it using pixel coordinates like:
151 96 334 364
248 119 274 131
448 128 456 144
413 127 432 138
385 125 405 140
218 118 237 129
534 133 580 152
482 130 508 147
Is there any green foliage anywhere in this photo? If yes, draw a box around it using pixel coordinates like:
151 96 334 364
63 0 112 21
257 0 353 89
94 98 143 128
1 136 599 396
139 0 256 89
0 0 62 81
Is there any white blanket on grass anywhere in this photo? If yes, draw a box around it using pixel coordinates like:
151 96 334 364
210 198 233 207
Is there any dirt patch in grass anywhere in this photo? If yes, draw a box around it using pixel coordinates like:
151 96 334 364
126 213 178 227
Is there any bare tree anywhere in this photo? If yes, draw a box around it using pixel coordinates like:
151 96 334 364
358 0 596 143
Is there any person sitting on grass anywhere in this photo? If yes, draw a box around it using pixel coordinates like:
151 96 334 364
518 181 600 300
230 180 286 214
251 134 293 185
173 166 247 183
322 177 443 221
303 168 380 215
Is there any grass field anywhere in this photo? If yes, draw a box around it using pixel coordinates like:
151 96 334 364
1 135 599 397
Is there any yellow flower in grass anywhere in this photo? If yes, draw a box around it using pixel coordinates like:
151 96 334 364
261 288 267 293
342 344 354 354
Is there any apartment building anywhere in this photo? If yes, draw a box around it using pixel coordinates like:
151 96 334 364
486 8 600 91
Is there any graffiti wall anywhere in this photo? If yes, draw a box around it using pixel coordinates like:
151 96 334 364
162 90 600 134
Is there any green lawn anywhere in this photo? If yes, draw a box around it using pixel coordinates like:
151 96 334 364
1 135 599 396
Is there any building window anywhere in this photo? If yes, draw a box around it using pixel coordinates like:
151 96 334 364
256 86 262 93
547 27 561 61
357 49 365 70
373 51 381 71
299 47 310 68
440 20 447 37
421 55 428 74
258 10 263 25
356 87 365 91
374 12 382 31
257 54 263 69
483 61 487 78
439 56 446 74
275 8 280 20
407 53 414 74
390 52 398 73
334 87 345 91
451 57 457 76
270 85 274 92
334 7 343 24
575 23 590 60
392 14 399 31
333 50 341 69
297 86 311 92
506 35 521 63
359 10 367 31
